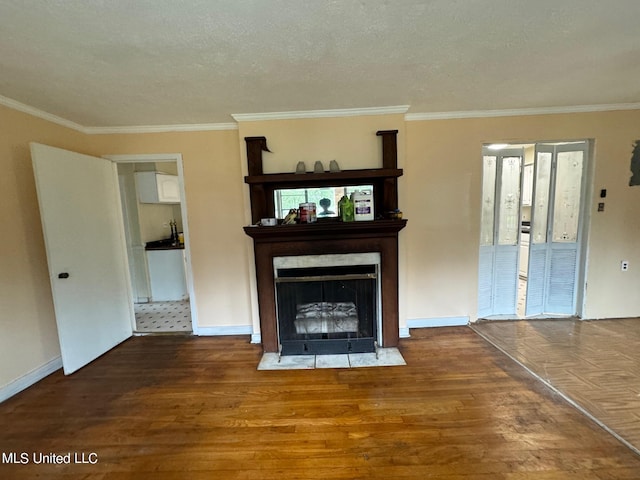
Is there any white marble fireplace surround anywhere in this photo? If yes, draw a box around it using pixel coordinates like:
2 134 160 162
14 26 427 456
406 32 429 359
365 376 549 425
273 253 382 346
273 252 381 271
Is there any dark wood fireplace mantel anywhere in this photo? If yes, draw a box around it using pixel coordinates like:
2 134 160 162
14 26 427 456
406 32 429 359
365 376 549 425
242 131 407 353
246 220 407 352
244 218 407 243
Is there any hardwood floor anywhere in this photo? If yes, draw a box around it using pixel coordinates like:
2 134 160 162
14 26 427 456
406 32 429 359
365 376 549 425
2 327 639 479
472 318 640 458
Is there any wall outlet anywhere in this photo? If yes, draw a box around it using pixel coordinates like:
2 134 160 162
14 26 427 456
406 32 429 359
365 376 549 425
621 260 629 271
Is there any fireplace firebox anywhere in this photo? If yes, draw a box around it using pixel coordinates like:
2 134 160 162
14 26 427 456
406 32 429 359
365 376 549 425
275 264 378 355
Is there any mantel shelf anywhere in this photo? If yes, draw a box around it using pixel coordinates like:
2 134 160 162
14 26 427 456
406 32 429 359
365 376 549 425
244 168 403 185
243 219 407 242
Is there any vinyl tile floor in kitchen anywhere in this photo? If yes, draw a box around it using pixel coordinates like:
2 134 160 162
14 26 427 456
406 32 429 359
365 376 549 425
134 301 192 333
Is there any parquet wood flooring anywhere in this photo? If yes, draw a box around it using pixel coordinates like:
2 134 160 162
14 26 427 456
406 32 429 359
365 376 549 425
472 318 640 458
2 327 640 479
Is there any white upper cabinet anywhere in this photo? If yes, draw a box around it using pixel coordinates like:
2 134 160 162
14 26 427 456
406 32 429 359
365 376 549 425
135 172 180 203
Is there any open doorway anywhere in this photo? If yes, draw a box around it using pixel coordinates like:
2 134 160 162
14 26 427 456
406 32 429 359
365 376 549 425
478 140 591 320
109 154 197 334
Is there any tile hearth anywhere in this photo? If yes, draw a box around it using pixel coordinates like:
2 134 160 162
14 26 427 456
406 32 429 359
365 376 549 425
257 347 406 370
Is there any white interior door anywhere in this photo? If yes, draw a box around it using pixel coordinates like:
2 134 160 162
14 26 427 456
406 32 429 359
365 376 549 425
31 143 133 374
526 142 587 316
477 148 524 318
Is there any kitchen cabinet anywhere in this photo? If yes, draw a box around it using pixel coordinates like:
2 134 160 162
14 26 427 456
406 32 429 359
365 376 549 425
135 172 180 204
519 231 530 279
146 249 188 301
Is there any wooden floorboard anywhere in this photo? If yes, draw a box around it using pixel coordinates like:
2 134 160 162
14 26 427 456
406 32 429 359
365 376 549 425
472 318 640 458
1 327 640 479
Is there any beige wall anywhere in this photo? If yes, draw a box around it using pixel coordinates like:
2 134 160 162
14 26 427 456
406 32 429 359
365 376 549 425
237 115 406 174
137 203 181 244
404 110 640 321
3 102 640 396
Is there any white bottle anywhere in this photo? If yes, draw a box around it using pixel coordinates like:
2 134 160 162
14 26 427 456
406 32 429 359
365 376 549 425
352 190 374 221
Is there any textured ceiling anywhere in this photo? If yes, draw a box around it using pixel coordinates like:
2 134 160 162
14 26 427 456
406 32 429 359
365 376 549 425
1 0 639 128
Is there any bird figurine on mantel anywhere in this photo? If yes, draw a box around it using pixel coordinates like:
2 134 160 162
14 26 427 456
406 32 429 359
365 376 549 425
282 209 298 224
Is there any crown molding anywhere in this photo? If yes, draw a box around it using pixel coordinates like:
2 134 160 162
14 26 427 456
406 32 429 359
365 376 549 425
405 102 640 121
83 123 238 134
0 94 237 134
5 92 639 134
232 105 410 122
0 94 85 132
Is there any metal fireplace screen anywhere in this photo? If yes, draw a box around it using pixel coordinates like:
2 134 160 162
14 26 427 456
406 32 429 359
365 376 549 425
275 265 377 355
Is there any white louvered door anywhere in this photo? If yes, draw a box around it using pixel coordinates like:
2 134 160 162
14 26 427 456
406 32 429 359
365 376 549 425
477 148 524 318
525 146 553 316
526 143 587 316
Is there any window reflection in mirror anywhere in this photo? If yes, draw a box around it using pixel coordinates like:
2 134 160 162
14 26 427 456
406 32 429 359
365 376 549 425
273 185 373 219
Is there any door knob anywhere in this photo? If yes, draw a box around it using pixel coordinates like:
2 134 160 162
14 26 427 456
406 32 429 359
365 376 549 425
58 272 70 279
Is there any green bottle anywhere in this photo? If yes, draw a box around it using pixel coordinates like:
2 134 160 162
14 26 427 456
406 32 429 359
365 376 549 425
338 195 355 222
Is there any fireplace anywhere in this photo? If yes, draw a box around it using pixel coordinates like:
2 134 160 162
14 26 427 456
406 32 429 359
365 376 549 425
274 254 380 355
242 131 407 354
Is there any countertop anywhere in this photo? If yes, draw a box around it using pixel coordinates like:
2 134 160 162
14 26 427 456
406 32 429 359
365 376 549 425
145 239 184 250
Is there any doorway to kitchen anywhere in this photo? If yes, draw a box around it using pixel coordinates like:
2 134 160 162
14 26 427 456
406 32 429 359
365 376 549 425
477 141 591 320
109 153 196 334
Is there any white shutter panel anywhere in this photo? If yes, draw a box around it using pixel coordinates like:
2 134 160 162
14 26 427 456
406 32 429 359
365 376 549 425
545 244 578 314
525 244 546 316
477 246 494 318
492 246 519 315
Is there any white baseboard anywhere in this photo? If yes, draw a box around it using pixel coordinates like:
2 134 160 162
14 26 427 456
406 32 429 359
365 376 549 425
196 325 253 336
406 316 469 330
399 327 411 338
1 356 62 403
250 333 262 344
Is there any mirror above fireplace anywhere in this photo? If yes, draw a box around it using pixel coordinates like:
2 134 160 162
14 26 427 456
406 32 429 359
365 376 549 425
273 184 373 219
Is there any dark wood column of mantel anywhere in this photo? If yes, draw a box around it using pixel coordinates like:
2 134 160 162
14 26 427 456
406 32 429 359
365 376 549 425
245 220 407 352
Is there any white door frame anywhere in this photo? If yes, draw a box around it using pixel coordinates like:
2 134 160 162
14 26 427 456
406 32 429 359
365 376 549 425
105 153 199 334
576 139 595 318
